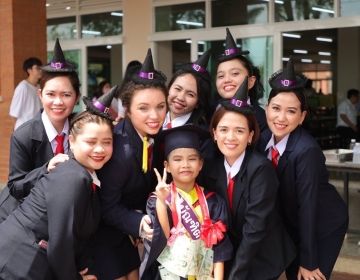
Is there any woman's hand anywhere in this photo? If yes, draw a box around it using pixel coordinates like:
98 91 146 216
140 215 154 241
47 154 69 172
79 267 97 280
154 168 170 202
297 266 326 280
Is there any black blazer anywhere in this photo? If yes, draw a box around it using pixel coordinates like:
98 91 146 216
199 148 295 280
7 111 53 199
97 118 157 237
0 158 100 280
258 127 348 270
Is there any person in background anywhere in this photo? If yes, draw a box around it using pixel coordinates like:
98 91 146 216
91 49 167 280
215 28 267 132
0 39 82 223
259 58 348 280
336 88 360 148
201 78 295 279
141 124 232 280
163 49 211 130
9 57 43 130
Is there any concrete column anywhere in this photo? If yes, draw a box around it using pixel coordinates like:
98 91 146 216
337 27 360 103
0 0 46 182
122 0 152 68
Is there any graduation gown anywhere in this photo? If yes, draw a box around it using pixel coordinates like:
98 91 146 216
93 118 157 278
0 158 100 280
199 148 296 280
258 127 348 274
140 188 233 280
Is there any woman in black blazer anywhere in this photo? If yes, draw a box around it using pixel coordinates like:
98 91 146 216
200 78 295 280
0 107 114 279
259 58 348 280
0 39 80 221
92 49 168 280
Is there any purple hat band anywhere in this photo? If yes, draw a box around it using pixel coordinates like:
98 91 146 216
280 79 295 87
230 98 249 108
93 100 110 114
192 63 206 73
139 71 154 80
50 61 65 69
225 48 238 56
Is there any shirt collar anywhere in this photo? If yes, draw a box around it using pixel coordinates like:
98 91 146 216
265 133 290 156
162 111 192 129
41 110 69 141
90 171 101 188
224 151 246 179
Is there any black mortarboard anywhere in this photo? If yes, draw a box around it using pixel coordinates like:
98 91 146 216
159 124 210 158
217 28 250 63
42 38 76 73
132 48 167 85
82 85 119 120
221 77 253 113
269 57 307 91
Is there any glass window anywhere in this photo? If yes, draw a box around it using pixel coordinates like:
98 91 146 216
275 0 334 22
212 0 268 27
81 11 123 38
155 3 205 32
341 0 360 16
47 17 76 41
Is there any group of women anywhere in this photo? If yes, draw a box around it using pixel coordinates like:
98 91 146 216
0 27 348 280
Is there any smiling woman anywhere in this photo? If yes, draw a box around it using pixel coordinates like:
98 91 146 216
90 48 168 280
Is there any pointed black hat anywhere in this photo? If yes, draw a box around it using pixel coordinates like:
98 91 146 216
132 48 167 85
269 57 307 91
221 77 253 113
42 38 76 73
179 49 211 82
217 28 250 63
82 85 119 120
191 49 211 74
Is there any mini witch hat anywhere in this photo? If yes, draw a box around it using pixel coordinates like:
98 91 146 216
217 28 250 63
180 49 211 82
82 85 119 120
42 38 76 72
269 57 307 91
132 48 167 85
221 77 253 113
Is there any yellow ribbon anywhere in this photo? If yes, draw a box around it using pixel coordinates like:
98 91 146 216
142 136 148 173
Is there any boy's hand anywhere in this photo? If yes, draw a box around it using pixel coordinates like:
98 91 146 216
154 168 170 202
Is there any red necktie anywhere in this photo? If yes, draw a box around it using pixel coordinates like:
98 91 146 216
148 144 153 171
55 134 65 155
166 122 172 129
91 183 97 192
271 147 279 167
227 174 235 210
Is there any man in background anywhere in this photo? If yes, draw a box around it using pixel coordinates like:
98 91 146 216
336 88 360 148
9 57 43 130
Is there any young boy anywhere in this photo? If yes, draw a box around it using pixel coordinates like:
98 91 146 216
140 125 233 280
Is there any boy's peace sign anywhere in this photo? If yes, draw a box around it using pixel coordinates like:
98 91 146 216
154 168 170 202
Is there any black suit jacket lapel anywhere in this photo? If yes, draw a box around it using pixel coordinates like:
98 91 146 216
231 151 250 213
277 128 301 174
30 113 53 158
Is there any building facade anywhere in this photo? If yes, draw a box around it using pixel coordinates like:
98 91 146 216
0 0 360 181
